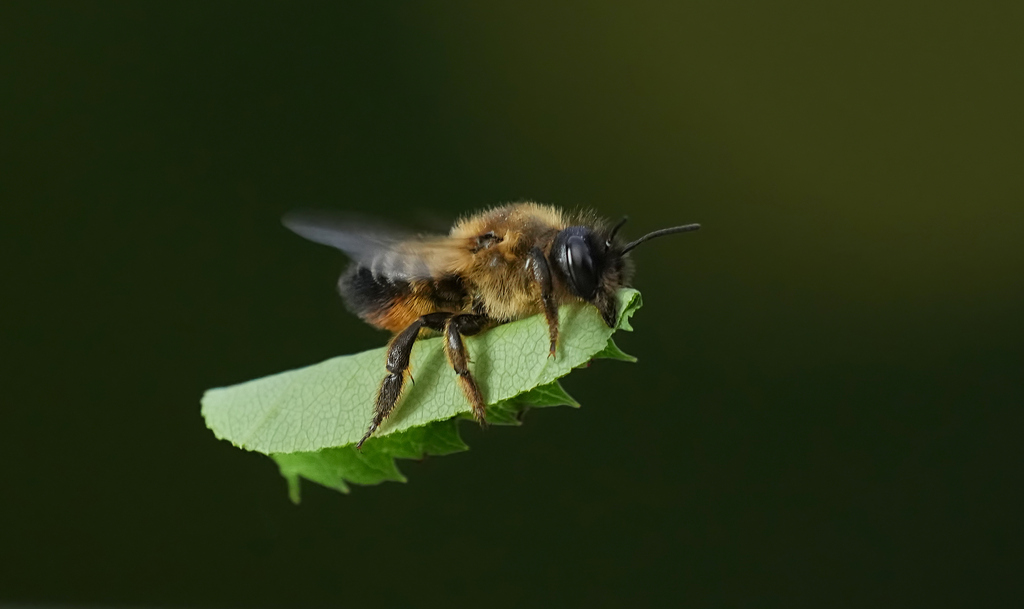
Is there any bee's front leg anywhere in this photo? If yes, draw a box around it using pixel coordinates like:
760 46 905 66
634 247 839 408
357 312 450 449
528 247 559 357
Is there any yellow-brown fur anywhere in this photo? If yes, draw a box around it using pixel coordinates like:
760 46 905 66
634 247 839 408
363 202 596 333
449 203 569 322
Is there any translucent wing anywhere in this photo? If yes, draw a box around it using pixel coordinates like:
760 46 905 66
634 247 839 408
282 209 465 281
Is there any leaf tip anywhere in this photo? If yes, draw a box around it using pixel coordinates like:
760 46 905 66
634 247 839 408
615 289 643 332
286 475 302 504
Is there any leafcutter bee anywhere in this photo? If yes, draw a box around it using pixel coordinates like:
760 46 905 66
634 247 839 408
283 202 700 448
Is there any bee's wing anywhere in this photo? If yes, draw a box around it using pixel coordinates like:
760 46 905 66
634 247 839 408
282 209 464 280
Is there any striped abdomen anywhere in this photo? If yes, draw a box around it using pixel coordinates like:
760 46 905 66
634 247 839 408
339 265 471 332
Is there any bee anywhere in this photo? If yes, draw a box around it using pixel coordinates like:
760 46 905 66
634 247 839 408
283 202 700 448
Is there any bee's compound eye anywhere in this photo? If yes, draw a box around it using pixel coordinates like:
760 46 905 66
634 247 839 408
565 235 598 299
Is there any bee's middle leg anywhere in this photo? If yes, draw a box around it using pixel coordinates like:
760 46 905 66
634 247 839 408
444 313 492 425
357 312 450 449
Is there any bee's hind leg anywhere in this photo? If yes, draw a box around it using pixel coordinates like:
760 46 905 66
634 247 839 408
357 312 450 449
444 313 493 426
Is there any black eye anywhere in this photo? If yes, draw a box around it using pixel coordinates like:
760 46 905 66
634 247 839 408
565 235 598 299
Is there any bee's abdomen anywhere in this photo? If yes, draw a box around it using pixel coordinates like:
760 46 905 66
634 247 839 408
339 266 404 320
339 265 470 332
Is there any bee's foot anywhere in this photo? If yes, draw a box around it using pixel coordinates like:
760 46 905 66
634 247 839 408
473 408 489 428
355 423 377 450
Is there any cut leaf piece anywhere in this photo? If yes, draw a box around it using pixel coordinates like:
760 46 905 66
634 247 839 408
202 289 641 454
204 289 642 498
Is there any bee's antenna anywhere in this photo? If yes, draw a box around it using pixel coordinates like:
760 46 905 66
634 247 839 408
606 216 629 249
621 223 701 254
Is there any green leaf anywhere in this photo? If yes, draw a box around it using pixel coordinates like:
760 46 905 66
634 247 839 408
202 288 642 498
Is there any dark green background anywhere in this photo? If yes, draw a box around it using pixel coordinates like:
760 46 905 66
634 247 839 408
2 1 1022 606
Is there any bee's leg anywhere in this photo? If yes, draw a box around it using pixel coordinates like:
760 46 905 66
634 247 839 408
357 312 450 449
528 247 558 357
444 313 492 425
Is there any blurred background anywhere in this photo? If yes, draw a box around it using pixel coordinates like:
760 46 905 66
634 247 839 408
2 1 1022 606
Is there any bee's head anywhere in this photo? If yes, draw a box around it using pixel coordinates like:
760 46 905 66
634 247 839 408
551 219 700 327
